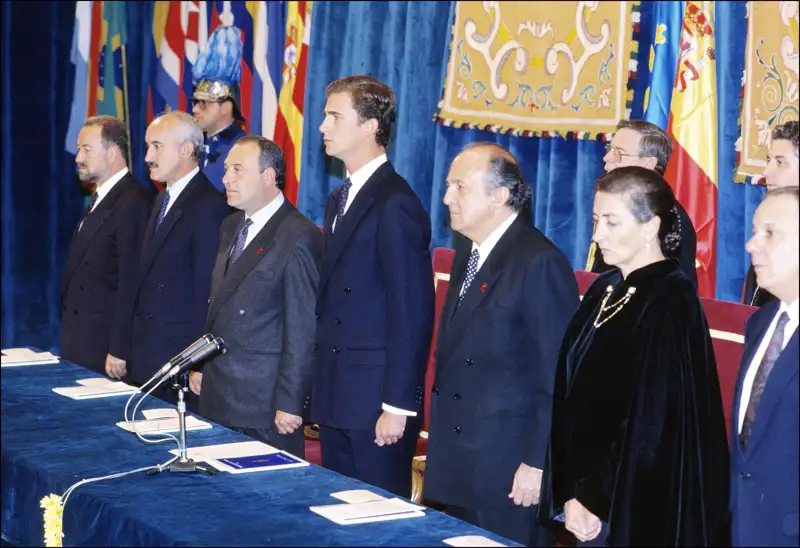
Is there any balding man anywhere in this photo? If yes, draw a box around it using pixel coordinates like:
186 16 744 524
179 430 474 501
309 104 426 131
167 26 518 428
424 143 580 546
120 111 230 405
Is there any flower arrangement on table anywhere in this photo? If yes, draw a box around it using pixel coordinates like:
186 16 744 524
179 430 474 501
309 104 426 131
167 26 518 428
40 494 64 547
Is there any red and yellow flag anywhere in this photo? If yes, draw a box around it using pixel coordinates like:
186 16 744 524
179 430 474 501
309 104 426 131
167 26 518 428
665 1 718 298
274 1 312 205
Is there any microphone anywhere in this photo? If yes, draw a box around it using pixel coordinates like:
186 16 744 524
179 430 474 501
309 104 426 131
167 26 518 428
164 336 225 379
153 334 215 380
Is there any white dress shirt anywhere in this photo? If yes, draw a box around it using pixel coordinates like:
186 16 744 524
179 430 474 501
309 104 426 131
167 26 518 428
163 166 200 217
242 192 285 249
460 213 519 295
91 167 129 212
333 153 388 231
738 298 799 433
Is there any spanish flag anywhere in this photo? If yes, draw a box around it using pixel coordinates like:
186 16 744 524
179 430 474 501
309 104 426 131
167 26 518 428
274 1 312 205
665 1 718 298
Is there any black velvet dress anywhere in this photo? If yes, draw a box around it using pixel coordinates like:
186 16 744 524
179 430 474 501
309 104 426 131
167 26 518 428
537 259 730 546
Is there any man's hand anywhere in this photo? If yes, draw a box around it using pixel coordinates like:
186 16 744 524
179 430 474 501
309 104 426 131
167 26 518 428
275 411 303 435
508 463 543 507
105 354 127 379
564 498 602 543
188 371 203 396
375 411 407 446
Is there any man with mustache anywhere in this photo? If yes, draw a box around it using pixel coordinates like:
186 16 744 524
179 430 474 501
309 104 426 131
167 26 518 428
117 111 229 407
61 115 153 375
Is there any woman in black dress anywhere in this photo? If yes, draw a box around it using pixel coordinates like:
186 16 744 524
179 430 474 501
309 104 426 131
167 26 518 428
537 166 730 546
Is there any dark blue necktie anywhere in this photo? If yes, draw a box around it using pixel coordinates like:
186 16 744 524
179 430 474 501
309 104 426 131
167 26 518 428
229 218 253 265
334 178 352 231
156 188 171 230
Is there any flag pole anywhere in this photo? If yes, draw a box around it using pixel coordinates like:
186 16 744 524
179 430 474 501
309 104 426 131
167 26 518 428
121 43 133 168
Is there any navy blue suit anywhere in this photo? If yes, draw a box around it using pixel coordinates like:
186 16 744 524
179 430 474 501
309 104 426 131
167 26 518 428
127 170 230 404
310 161 434 498
60 174 153 373
730 300 799 547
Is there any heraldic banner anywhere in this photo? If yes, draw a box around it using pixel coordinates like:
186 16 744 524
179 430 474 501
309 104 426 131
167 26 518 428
434 0 641 139
736 1 799 183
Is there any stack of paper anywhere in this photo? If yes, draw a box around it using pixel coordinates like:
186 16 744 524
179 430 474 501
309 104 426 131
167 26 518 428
117 408 212 434
1 348 60 367
310 497 425 525
443 536 507 547
52 377 138 399
169 440 310 473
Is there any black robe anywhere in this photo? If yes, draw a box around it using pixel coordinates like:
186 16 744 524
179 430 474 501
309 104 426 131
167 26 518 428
537 259 730 546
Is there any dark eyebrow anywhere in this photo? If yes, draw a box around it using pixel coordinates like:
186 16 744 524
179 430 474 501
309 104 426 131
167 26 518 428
324 109 341 117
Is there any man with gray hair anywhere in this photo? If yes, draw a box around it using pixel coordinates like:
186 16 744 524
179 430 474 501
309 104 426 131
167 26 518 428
119 111 230 407
424 143 579 545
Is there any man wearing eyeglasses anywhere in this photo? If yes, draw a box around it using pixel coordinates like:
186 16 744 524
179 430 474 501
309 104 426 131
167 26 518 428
190 25 247 193
587 119 698 287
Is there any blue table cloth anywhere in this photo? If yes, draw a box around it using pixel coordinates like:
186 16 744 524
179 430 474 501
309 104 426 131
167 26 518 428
1 358 519 546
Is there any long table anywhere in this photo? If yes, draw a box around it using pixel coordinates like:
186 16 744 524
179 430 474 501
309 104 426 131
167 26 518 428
1 358 517 547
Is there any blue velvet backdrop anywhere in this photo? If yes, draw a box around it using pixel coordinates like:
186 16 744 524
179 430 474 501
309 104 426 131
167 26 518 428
0 1 765 352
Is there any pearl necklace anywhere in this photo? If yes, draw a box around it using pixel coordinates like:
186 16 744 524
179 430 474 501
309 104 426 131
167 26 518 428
593 285 636 328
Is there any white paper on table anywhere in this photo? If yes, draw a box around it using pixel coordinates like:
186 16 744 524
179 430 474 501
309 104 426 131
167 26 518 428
310 498 425 525
76 377 119 387
168 440 278 461
1 348 60 367
52 382 138 399
117 416 212 434
142 408 179 420
330 490 388 504
444 535 507 547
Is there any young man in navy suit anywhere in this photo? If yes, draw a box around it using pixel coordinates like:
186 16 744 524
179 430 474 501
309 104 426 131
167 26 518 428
731 185 799 547
114 111 229 407
310 75 435 498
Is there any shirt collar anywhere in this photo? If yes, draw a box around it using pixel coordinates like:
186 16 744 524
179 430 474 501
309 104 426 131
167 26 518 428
471 213 519 264
246 192 285 233
95 167 128 202
346 153 388 193
167 166 200 198
780 299 799 324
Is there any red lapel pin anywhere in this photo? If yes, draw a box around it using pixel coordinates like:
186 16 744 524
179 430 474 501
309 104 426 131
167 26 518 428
256 247 264 255
480 283 488 292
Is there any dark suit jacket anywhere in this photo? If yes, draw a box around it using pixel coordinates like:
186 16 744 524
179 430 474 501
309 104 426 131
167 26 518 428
127 169 230 386
60 173 153 373
742 263 777 307
198 200 323 429
730 301 799 547
589 199 698 287
424 216 580 509
310 161 435 431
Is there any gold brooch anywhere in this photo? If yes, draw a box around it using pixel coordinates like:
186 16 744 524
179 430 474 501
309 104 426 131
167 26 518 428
593 285 636 328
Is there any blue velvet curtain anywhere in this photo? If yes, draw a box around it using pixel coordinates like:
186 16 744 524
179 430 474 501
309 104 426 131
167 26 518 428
0 1 761 352
297 1 755 302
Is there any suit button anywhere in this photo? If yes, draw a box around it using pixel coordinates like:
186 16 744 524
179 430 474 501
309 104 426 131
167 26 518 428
432 385 439 396
333 346 340 353
465 358 474 366
740 472 751 480
135 309 140 316
73 309 79 316
334 317 341 325
453 426 461 434
158 284 164 290
208 298 211 304
453 393 461 400
315 313 321 320
314 343 319 351
147 313 153 320
79 286 84 291
239 309 246 316
344 287 351 294
84 261 90 266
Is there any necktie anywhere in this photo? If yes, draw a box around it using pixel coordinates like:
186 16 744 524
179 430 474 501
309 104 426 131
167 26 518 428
78 193 99 232
334 178 352 231
740 311 790 449
228 218 253 266
456 249 480 309
156 188 171 230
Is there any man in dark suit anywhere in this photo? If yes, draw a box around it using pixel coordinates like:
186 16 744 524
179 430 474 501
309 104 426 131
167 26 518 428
114 111 230 406
730 185 799 547
424 143 579 546
742 121 799 308
189 136 322 457
310 75 435 498
61 116 153 375
588 119 698 287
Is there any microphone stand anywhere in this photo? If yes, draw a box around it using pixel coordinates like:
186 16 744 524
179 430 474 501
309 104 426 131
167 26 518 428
146 372 216 476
